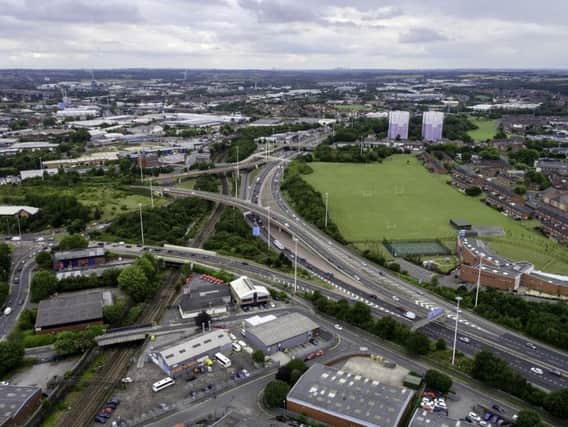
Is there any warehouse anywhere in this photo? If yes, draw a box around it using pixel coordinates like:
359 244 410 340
35 290 104 334
0 385 42 427
245 312 319 355
229 276 270 307
151 330 232 378
53 247 105 271
178 282 231 319
287 364 414 427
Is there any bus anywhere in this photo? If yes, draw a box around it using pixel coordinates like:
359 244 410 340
152 377 175 392
215 352 232 368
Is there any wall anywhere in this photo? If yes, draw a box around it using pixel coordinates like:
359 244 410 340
35 319 103 335
459 265 516 291
521 274 568 297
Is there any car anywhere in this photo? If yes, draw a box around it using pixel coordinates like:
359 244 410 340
102 407 114 414
107 398 120 406
309 338 319 345
98 412 111 419
459 336 470 343
94 416 107 424
121 377 133 383
305 352 317 361
334 324 343 331
392 295 400 302
492 404 505 414
468 412 481 422
525 342 537 350
359 346 368 352
314 349 324 357
549 369 563 377
0 381 9 386
269 302 276 308
530 367 544 375
241 369 250 377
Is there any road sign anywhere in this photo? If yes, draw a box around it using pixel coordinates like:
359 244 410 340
428 307 444 319
252 226 260 237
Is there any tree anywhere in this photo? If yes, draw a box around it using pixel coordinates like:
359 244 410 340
30 271 58 302
35 251 53 270
435 338 447 351
135 253 158 281
264 380 290 408
103 300 126 325
465 186 482 197
405 332 431 355
514 185 527 196
424 369 453 393
58 234 88 250
252 350 265 364
194 310 211 329
0 339 24 376
543 388 568 419
514 410 545 427
117 265 152 302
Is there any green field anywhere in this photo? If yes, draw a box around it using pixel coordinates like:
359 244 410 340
304 155 568 273
467 117 497 141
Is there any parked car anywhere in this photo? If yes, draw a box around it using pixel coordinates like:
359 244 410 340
530 367 544 375
334 324 343 331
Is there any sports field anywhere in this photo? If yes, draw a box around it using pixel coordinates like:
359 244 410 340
304 155 568 273
467 117 497 141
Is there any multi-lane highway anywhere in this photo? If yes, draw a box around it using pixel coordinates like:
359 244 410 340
155 159 568 391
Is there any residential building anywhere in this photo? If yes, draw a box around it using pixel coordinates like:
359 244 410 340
421 111 444 142
388 111 410 140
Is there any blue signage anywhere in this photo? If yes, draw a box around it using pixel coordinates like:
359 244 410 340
252 226 260 237
428 308 444 319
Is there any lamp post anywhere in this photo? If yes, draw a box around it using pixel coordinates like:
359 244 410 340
267 206 271 249
324 192 329 228
293 236 298 294
149 179 154 208
138 203 145 247
451 296 463 366
475 255 483 307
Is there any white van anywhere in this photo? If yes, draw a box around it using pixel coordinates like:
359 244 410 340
232 342 242 352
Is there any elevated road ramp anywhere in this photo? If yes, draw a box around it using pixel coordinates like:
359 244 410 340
411 307 445 331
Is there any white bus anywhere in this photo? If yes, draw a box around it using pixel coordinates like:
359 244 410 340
152 377 175 392
215 352 232 368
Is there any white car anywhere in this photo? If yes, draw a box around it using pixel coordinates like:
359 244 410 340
530 367 544 375
121 377 133 383
392 295 400 302
0 381 9 385
526 342 537 350
459 336 470 343
468 412 480 422
334 324 343 331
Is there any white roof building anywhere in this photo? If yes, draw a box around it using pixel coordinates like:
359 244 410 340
0 205 39 216
229 276 270 305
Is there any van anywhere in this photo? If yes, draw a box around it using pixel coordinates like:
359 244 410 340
232 342 242 352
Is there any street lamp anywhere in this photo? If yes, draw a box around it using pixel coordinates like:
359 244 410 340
451 296 463 366
293 236 298 294
267 206 271 249
475 255 483 307
149 179 154 208
324 192 329 228
138 203 145 247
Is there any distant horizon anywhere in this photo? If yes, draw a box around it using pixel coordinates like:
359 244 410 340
2 67 568 72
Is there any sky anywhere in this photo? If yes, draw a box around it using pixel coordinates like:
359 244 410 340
0 0 567 69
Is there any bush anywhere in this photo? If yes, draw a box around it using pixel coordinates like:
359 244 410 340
465 186 482 197
58 234 88 250
252 350 266 364
405 332 431 355
30 271 58 302
35 251 53 270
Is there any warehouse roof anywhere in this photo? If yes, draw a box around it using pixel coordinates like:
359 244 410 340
53 247 105 262
248 312 318 347
409 409 466 427
287 363 414 427
0 205 39 216
0 385 41 425
158 330 231 368
35 290 103 329
179 284 231 312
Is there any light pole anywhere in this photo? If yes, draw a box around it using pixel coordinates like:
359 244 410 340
324 192 329 228
138 151 144 184
475 255 483 307
267 206 271 249
149 179 154 208
451 296 462 366
293 236 298 294
235 145 239 199
138 203 145 246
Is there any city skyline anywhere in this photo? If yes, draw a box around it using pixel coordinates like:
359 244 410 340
0 0 567 69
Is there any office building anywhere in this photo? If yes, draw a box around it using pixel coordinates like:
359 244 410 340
229 276 270 307
388 111 410 140
178 283 231 319
422 111 444 142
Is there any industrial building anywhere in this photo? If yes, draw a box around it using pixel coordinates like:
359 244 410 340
42 152 119 170
287 363 414 427
409 410 463 427
388 111 410 140
422 111 444 142
0 385 42 427
35 290 104 334
152 330 232 378
229 276 270 307
178 282 231 319
0 205 39 218
53 247 106 271
245 312 319 355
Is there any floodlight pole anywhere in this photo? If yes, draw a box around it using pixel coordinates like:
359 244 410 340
293 236 298 294
475 255 483 307
324 192 329 228
267 206 271 249
139 203 145 247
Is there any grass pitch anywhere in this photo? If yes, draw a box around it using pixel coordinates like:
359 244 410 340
467 117 497 141
304 155 568 273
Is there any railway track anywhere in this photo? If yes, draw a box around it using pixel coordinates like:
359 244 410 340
55 270 180 427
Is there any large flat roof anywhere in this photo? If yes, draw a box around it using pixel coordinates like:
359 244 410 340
158 330 231 368
35 290 103 329
287 363 414 427
409 409 466 427
53 247 105 262
248 312 319 347
179 284 231 312
0 385 41 425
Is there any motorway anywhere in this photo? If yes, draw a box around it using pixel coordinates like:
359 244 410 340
0 241 43 339
155 159 568 391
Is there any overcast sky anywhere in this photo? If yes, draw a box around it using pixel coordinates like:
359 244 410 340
1 0 567 69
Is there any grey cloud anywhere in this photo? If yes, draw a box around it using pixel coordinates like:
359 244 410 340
238 0 319 23
399 28 448 44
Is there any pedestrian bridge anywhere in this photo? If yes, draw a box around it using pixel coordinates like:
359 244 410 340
95 323 195 347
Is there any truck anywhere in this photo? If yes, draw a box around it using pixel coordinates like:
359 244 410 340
404 311 416 320
3 307 12 316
